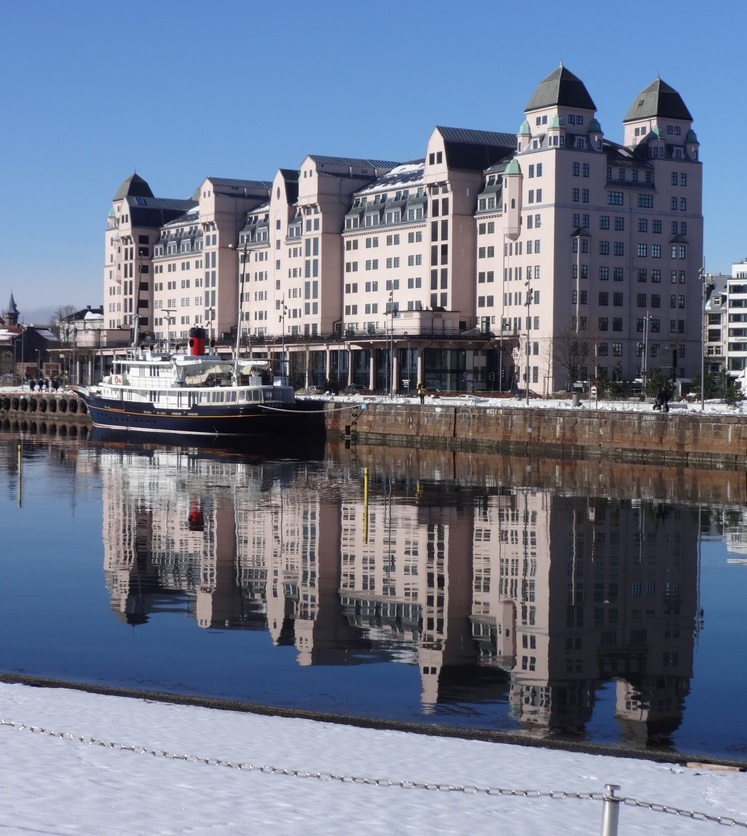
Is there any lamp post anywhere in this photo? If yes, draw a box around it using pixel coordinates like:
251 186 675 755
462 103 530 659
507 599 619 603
500 235 507 393
162 309 175 349
525 281 533 406
229 240 250 362
700 267 707 412
206 308 215 347
404 331 410 394
642 310 650 395
388 290 395 397
571 228 590 334
279 296 288 383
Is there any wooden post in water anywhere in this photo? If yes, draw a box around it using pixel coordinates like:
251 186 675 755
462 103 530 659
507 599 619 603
17 443 22 507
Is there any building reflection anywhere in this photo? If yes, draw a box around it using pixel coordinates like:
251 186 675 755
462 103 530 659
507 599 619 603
99 444 701 745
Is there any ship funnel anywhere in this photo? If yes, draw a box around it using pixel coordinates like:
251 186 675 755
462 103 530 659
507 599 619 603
188 327 206 356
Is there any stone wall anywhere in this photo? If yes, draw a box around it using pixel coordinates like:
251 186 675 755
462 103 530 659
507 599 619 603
325 401 747 470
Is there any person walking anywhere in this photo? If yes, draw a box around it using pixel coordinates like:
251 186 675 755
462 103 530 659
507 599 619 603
417 382 426 405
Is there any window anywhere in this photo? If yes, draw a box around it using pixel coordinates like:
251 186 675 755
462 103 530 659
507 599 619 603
599 291 609 306
600 215 610 230
637 244 647 257
613 292 623 306
651 244 661 258
583 163 590 177
599 266 609 281
637 269 647 282
598 317 608 332
652 220 662 234
638 219 648 233
651 294 661 308
613 267 624 281
572 162 580 176
637 293 647 307
612 342 623 356
614 217 625 231
572 188 580 202
608 192 624 205
613 318 623 332
638 194 654 208
614 242 624 256
651 269 661 283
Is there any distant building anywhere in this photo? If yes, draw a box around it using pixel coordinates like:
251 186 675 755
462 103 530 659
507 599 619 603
102 67 703 393
703 274 728 377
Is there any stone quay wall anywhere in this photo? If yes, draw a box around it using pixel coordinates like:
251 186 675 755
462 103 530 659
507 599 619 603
324 401 747 470
0 391 89 424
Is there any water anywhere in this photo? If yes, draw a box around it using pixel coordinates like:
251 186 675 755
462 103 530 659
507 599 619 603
1 427 746 761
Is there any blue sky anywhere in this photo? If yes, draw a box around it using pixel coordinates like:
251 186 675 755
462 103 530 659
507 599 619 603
1 0 744 317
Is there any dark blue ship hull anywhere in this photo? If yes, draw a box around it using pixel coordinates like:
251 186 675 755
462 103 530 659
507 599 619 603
84 393 302 437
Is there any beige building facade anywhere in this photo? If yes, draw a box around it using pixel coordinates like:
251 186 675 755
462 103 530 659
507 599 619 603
103 67 703 394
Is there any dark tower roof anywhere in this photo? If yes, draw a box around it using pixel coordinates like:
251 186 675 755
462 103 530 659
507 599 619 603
525 66 596 113
623 78 693 123
113 172 154 201
7 292 18 316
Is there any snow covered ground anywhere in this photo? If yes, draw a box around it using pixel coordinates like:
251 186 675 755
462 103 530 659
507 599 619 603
1 682 744 835
303 389 746 416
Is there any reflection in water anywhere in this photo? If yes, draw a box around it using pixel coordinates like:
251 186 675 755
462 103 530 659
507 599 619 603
98 441 701 748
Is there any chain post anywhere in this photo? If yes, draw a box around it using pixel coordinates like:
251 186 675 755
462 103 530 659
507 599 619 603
600 783 621 836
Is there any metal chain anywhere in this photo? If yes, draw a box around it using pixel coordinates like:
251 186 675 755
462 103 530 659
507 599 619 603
2 718 746 827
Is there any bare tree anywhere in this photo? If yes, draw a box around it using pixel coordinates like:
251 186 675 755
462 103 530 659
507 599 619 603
552 322 592 390
52 305 77 342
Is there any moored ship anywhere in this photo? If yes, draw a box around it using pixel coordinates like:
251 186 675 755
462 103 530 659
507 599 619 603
74 327 302 438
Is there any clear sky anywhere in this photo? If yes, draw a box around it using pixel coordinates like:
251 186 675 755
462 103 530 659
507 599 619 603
1 0 744 318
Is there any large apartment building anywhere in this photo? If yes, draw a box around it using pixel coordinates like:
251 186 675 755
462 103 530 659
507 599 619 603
103 66 703 394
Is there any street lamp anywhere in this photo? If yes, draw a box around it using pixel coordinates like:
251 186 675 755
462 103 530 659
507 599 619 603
700 267 708 412
571 228 590 334
229 240 250 361
404 331 410 394
387 290 395 397
641 310 650 395
206 308 215 346
525 281 533 406
162 309 175 349
279 296 288 382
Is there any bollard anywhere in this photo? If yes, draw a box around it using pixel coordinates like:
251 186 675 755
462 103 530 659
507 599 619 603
600 783 621 836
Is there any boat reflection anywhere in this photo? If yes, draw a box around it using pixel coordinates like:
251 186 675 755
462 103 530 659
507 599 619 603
98 441 703 747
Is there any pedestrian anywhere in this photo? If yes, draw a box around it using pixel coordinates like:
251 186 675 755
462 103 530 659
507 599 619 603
417 382 426 405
